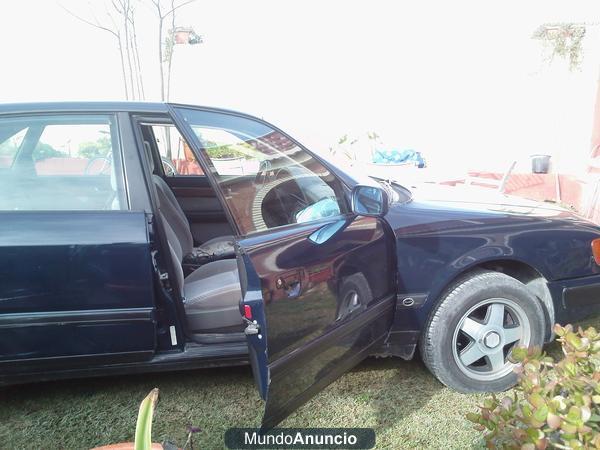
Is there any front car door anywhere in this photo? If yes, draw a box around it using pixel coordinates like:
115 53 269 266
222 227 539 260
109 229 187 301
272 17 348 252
0 111 156 382
172 106 397 427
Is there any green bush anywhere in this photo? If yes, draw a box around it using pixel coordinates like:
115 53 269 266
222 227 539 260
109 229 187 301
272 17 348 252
467 324 600 449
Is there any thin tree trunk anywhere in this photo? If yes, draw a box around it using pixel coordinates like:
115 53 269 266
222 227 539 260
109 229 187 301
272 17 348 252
116 33 129 100
166 0 176 101
155 0 166 102
130 16 145 100
122 0 136 99
158 19 165 101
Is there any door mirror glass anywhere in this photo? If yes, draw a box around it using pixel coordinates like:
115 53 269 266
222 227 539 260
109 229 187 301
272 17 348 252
352 185 388 216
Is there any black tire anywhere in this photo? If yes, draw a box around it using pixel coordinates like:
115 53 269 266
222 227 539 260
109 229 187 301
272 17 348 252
419 270 546 393
335 273 371 321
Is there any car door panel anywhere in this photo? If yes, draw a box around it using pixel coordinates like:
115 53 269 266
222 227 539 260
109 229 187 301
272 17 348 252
170 105 396 427
0 211 156 369
237 215 396 428
265 297 393 428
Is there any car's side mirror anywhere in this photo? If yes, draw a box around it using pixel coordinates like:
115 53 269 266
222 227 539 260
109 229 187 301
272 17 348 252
351 185 389 217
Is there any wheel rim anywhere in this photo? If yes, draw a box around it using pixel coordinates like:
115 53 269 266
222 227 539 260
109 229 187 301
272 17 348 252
451 298 531 381
337 290 361 319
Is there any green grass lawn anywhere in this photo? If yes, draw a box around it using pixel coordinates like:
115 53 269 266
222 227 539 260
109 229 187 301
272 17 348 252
1 316 597 449
0 357 487 449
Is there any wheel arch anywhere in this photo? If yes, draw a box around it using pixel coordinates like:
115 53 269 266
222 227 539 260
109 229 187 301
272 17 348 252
426 258 555 342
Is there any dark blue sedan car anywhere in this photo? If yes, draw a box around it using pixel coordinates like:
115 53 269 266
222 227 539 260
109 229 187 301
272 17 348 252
1 102 599 428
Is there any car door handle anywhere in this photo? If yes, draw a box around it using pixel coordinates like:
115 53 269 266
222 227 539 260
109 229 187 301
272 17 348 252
276 276 301 298
284 281 301 298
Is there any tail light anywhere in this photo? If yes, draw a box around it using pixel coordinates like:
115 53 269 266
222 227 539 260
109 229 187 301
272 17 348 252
592 238 600 265
243 304 253 320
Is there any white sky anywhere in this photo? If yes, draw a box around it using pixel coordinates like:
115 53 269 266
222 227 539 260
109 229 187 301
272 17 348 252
2 0 600 173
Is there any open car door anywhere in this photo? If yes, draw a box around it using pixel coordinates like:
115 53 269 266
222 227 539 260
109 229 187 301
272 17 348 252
168 105 398 428
236 215 396 429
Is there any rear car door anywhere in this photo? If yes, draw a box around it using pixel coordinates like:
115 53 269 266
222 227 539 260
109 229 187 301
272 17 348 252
171 106 397 428
0 112 156 381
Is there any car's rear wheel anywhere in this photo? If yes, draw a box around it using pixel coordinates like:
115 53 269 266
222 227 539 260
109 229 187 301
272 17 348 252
420 270 545 392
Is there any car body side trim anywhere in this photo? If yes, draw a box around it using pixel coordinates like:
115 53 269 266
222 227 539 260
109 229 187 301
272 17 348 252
0 307 154 328
0 341 248 386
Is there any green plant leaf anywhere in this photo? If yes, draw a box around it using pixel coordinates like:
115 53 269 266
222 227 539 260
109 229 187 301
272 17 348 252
466 412 481 423
567 406 582 423
561 421 578 434
566 333 583 350
534 404 549 422
512 346 528 362
134 388 159 450
530 393 546 409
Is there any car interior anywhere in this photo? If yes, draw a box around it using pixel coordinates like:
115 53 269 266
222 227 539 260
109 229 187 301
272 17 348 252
139 124 245 342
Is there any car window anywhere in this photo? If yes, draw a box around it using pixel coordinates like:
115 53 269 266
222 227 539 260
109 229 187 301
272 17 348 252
0 115 126 211
150 124 204 176
176 108 348 234
0 127 27 168
32 123 113 175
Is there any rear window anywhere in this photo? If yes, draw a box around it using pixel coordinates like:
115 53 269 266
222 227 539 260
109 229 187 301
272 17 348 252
0 115 127 211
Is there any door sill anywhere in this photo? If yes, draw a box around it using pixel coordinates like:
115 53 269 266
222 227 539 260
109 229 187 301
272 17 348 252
189 332 245 344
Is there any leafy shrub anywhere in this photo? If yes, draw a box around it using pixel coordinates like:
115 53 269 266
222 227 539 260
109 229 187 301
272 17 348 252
206 144 247 159
467 324 600 449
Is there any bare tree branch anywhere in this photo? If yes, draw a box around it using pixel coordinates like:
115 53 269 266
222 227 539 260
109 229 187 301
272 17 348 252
60 1 137 100
163 0 196 19
150 0 196 20
59 3 119 38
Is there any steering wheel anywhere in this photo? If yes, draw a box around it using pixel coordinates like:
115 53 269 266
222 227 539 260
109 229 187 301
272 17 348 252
84 156 112 175
254 160 273 185
161 157 177 176
271 168 310 223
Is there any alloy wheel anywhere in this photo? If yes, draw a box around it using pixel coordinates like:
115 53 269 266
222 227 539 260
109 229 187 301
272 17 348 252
451 298 531 381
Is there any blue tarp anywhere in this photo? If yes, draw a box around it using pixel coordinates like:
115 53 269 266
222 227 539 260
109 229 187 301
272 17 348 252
372 149 425 167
